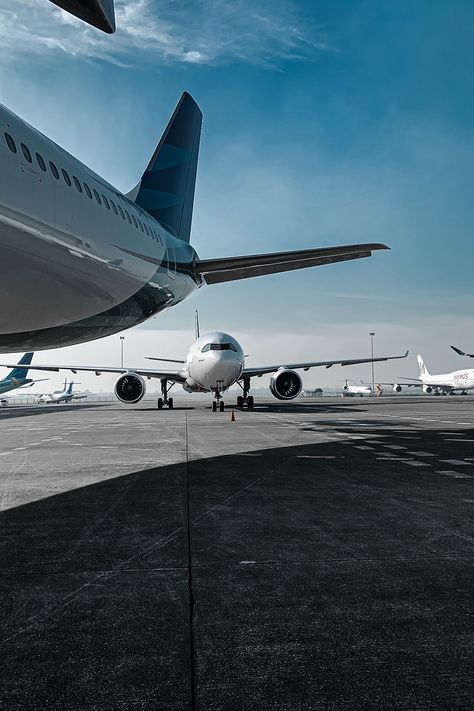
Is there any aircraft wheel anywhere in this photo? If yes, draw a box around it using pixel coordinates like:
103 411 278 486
247 396 254 409
158 398 163 410
212 401 217 412
236 396 244 408
219 401 224 412
168 397 174 409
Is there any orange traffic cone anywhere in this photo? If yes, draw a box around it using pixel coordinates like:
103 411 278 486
230 409 236 422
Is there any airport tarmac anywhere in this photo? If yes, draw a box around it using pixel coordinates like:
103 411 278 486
0 396 473 710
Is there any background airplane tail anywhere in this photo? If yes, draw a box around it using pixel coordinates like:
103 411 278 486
8 352 33 380
417 355 430 377
130 92 202 243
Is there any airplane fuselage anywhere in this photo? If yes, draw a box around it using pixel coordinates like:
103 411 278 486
175 332 244 394
421 370 474 392
0 103 200 352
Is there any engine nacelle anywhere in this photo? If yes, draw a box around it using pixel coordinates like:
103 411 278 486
269 369 302 400
393 384 402 393
115 373 146 404
423 384 432 394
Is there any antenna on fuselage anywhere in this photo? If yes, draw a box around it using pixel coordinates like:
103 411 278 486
195 311 200 340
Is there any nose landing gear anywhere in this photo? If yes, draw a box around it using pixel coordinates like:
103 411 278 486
157 378 175 409
212 382 225 412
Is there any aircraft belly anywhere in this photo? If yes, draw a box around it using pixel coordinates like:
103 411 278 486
0 217 153 334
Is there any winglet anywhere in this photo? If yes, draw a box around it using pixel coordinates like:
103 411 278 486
451 345 473 357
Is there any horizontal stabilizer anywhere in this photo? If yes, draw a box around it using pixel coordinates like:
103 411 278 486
196 243 388 285
49 0 116 33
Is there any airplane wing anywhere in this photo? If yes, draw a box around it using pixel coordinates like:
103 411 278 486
242 350 409 379
18 378 49 388
196 243 388 284
0 363 186 383
451 345 474 358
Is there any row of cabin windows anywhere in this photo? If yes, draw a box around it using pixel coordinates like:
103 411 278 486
4 131 160 243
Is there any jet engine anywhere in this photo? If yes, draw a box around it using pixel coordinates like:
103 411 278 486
269 369 302 400
115 373 145 404
423 384 432 394
393 384 402 393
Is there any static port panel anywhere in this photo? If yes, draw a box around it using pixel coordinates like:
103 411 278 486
49 0 116 33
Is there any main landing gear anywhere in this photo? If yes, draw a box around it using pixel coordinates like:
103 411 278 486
236 377 254 409
157 378 175 409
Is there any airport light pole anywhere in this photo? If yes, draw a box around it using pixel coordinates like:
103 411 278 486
120 336 125 368
370 332 375 396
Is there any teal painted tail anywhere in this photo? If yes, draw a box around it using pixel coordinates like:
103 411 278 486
133 92 202 243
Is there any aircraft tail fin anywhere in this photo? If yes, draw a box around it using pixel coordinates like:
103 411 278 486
131 92 202 243
195 311 200 340
8 352 33 381
417 355 430 377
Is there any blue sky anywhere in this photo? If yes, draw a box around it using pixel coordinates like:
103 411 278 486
0 0 473 390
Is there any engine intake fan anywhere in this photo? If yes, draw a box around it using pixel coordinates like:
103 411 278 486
269 369 302 400
115 373 145 404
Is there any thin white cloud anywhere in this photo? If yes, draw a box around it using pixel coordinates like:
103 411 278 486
0 0 331 67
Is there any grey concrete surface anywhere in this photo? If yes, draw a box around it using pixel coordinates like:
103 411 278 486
0 397 473 710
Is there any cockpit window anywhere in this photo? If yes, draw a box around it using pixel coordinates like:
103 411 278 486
201 343 237 352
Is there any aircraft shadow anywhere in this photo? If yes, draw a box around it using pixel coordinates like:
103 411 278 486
1 426 473 710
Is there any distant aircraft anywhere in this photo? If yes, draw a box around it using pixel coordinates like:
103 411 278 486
0 92 388 353
0 352 48 396
451 345 474 358
400 355 474 395
0 329 408 411
342 380 372 397
49 0 116 33
36 380 86 404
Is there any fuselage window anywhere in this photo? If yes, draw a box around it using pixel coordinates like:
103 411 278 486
110 200 118 215
4 133 16 153
93 189 101 205
125 210 131 224
61 169 71 187
102 195 110 210
73 176 82 193
84 182 92 198
118 205 125 219
49 161 59 179
35 153 46 172
20 143 32 163
132 215 138 228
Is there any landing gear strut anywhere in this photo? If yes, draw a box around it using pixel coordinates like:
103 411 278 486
212 387 225 412
157 378 175 409
236 377 254 409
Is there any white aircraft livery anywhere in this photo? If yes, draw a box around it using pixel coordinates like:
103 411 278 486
36 380 86 404
0 93 388 353
0 334 408 411
410 355 474 395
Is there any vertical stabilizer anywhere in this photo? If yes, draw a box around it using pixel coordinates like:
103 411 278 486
133 93 202 243
8 352 33 381
195 311 200 340
417 355 430 377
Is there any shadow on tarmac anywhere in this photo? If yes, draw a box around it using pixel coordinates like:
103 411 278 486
1 425 473 710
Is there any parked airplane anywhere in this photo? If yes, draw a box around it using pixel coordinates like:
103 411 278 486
0 352 48 396
451 346 474 358
49 0 116 33
0 336 408 411
0 92 388 353
400 355 474 395
342 380 372 397
36 380 86 404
